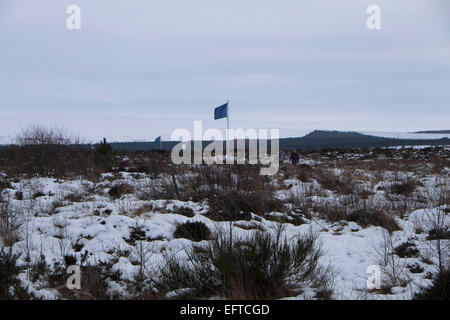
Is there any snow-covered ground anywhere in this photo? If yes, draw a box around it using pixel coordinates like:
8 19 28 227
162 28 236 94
0 147 448 300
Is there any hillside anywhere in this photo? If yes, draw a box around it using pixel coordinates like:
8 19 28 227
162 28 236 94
108 130 450 152
414 130 450 134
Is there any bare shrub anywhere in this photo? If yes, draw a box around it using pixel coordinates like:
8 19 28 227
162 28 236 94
52 217 70 258
130 241 154 295
143 165 283 221
201 166 283 220
116 198 136 216
347 208 400 233
316 198 400 233
14 124 79 146
80 263 114 299
109 183 134 199
0 194 22 246
1 125 97 178
424 209 450 272
389 178 421 196
372 230 410 293
315 168 355 195
48 262 116 300
130 203 156 217
425 178 449 208
281 164 315 182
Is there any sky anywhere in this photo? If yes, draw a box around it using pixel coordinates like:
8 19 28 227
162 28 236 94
0 0 449 143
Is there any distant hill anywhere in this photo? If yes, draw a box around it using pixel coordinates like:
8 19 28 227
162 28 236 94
2 130 447 152
279 130 449 151
414 130 450 134
107 130 450 152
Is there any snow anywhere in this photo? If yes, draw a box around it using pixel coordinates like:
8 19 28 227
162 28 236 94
1 157 448 300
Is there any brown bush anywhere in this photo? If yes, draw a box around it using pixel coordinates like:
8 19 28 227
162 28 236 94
108 183 134 199
390 178 421 196
347 208 400 233
394 241 419 258
316 200 400 233
0 195 22 246
315 169 355 195
0 144 100 179
174 221 211 242
0 125 103 179
144 165 283 221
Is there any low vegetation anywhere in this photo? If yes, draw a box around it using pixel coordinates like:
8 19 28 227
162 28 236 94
173 222 211 242
0 249 24 299
158 227 331 299
0 125 448 300
414 267 450 300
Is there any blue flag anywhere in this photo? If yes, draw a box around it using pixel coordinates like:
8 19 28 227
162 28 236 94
214 103 228 120
155 136 161 143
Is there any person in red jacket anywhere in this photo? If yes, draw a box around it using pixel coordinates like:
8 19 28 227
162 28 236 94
289 150 300 165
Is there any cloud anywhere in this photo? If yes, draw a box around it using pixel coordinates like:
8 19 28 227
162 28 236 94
0 0 448 139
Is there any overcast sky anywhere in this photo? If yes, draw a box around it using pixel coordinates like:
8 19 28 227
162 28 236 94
0 0 449 142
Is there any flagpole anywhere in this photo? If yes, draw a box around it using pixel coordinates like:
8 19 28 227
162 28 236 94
226 100 230 141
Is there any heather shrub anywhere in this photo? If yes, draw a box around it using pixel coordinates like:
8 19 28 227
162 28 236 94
109 183 134 199
414 267 450 300
316 199 400 233
174 221 211 242
394 242 419 258
390 178 421 196
157 228 332 299
0 249 23 299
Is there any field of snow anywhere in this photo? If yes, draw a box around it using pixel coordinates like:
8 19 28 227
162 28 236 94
0 146 448 300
